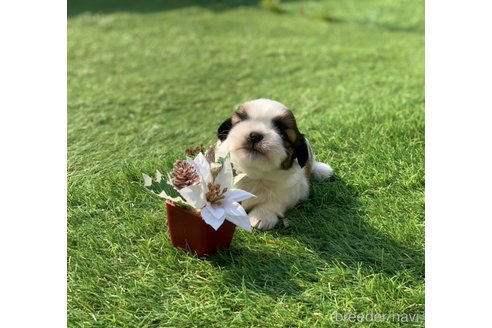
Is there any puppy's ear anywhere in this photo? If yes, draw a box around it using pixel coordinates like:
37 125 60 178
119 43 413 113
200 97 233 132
275 109 311 169
217 118 232 141
294 135 309 168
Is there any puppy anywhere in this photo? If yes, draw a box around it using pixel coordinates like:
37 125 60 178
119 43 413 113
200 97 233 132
215 99 333 230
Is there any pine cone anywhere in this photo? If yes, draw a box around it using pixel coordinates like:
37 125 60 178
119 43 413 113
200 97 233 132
171 160 200 190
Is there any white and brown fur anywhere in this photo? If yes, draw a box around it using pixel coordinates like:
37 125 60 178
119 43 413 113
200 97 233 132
215 99 333 230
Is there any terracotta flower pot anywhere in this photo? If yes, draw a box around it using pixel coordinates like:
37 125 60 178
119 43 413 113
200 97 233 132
165 200 236 257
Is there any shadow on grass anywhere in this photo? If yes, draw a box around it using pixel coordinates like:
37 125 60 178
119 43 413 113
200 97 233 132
318 15 424 34
210 176 424 297
68 0 294 17
68 0 423 35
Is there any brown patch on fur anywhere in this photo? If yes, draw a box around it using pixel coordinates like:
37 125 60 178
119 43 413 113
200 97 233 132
273 110 309 169
231 106 249 125
304 154 313 178
281 139 296 169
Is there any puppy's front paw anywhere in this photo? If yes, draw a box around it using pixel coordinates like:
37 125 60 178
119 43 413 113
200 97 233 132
249 207 279 230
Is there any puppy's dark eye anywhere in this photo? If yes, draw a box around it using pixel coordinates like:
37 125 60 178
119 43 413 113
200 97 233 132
272 119 287 138
273 114 300 146
278 130 288 140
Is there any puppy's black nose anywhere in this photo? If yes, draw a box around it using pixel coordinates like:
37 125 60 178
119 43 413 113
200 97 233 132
249 132 264 144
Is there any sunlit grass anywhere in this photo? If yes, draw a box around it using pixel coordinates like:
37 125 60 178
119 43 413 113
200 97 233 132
68 1 424 326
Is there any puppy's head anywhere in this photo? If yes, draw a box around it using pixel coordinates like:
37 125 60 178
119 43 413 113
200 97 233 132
217 99 309 173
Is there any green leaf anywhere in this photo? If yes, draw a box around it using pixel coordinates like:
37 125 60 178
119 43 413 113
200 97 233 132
156 190 194 210
216 152 230 166
142 171 180 198
216 153 238 177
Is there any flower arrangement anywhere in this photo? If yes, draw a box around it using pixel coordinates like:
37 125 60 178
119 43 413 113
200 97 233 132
143 147 255 256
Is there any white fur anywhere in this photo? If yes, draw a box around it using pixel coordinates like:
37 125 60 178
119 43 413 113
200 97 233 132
240 99 287 120
216 98 333 230
312 162 334 179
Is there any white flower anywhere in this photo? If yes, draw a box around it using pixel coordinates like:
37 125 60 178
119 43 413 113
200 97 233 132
177 153 255 232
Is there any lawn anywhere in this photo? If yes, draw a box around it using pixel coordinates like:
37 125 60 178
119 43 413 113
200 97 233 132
68 0 424 326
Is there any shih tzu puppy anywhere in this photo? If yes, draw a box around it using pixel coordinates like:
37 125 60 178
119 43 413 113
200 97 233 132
215 98 333 230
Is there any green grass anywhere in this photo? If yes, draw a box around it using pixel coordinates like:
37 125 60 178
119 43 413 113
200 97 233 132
68 0 424 326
